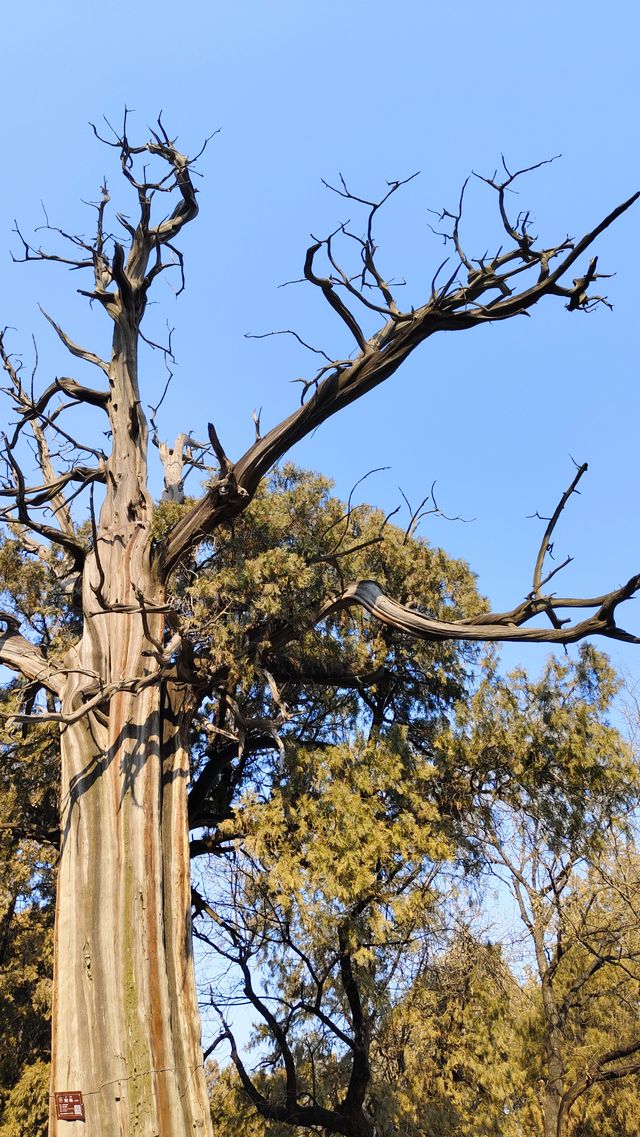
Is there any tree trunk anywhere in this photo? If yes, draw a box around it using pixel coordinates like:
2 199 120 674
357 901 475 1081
539 977 566 1137
50 604 212 1135
542 1091 563 1137
49 304 213 1135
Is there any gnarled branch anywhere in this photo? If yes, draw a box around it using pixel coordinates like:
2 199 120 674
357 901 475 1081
0 614 64 696
317 575 640 647
161 178 639 576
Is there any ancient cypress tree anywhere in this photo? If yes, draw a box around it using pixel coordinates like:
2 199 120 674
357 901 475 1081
0 117 637 1135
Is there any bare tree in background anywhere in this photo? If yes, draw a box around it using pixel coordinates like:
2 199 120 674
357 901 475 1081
0 116 638 1136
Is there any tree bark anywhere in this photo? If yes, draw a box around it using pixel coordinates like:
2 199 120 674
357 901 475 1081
538 963 566 1137
49 582 212 1134
49 310 213 1134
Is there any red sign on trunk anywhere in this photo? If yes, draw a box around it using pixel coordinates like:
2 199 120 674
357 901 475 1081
54 1092 85 1121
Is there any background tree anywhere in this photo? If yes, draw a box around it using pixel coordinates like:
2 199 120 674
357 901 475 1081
517 849 640 1137
199 639 640 1137
0 718 56 1136
447 649 640 1137
205 932 528 1137
0 650 59 1134
368 930 528 1137
0 116 638 1137
195 731 454 1137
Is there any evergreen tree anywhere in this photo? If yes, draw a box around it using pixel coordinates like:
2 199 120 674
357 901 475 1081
447 650 640 1137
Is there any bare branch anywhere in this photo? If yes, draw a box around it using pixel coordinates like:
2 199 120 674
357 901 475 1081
473 155 562 259
12 219 94 272
528 461 588 627
23 376 109 421
38 307 109 374
1 659 179 727
161 181 639 577
400 480 473 544
303 236 368 350
207 421 232 477
245 328 334 364
0 614 64 695
0 434 86 564
316 576 640 646
0 463 103 512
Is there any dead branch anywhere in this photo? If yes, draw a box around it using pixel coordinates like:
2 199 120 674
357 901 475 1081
153 432 211 502
0 462 103 510
316 575 640 647
14 114 211 334
400 481 473 544
147 348 213 497
207 421 232 477
0 615 64 695
245 328 335 363
0 330 109 540
20 375 109 423
0 434 86 564
526 460 589 628
323 171 419 313
161 175 639 576
38 308 110 373
473 156 562 260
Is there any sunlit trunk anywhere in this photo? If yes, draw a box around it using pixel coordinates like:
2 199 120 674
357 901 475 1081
49 310 213 1133
49 611 212 1135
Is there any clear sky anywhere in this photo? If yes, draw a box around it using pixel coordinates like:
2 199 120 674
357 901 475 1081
1 0 639 683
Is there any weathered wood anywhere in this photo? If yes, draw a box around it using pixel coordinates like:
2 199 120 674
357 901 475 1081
51 670 211 1134
49 273 213 1132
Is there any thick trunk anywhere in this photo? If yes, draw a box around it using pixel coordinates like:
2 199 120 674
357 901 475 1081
49 322 213 1132
50 629 212 1135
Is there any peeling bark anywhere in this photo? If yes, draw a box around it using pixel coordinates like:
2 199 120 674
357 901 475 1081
51 672 211 1134
49 333 213 1132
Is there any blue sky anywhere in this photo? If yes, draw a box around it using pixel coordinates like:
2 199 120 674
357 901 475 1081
1 0 639 682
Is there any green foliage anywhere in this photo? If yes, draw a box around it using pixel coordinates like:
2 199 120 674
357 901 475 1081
3 466 640 1136
241 730 450 914
443 645 637 853
186 463 485 858
151 496 197 542
0 818 54 1133
181 463 480 715
370 934 529 1137
0 535 81 659
0 1059 49 1137
570 1082 640 1137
